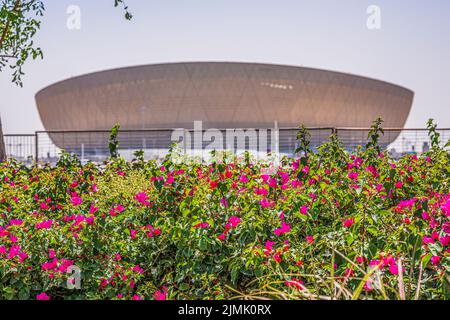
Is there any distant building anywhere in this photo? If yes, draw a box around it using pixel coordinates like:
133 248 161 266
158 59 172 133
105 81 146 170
35 62 414 155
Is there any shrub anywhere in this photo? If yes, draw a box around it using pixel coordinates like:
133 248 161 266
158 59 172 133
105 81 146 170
0 121 449 300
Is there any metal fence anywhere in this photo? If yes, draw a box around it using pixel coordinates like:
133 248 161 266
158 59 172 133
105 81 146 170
3 128 450 165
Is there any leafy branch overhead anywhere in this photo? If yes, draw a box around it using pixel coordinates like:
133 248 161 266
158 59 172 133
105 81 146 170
0 0 132 87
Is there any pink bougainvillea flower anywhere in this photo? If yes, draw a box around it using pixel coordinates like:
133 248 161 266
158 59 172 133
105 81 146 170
364 280 373 292
285 278 303 290
422 236 434 245
36 293 50 300
389 263 399 275
268 178 277 188
440 236 450 247
39 202 49 210
130 229 137 239
49 249 56 259
356 256 366 264
395 181 403 189
430 256 441 266
300 205 308 215
10 234 18 243
36 220 53 230
135 192 149 205
274 222 291 236
209 180 218 189
343 217 355 228
273 253 282 263
255 187 268 196
264 240 274 256
239 175 248 183
217 233 226 241
89 204 99 214
348 172 359 181
306 236 314 245
228 216 241 228
153 287 167 300
7 245 21 259
441 199 450 217
194 222 210 229
9 219 23 226
18 252 28 262
220 198 229 208
70 195 83 206
132 295 142 301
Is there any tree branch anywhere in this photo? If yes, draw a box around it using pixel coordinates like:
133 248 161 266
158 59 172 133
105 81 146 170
0 0 22 49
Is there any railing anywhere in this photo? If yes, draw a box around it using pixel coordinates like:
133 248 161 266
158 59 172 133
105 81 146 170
3 128 450 165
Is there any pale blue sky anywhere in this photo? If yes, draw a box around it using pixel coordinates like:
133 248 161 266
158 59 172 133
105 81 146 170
1 0 450 133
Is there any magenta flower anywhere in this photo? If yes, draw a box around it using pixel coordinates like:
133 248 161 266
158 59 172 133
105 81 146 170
217 233 226 241
348 172 359 181
228 216 241 228
273 253 282 263
220 198 229 208
431 256 441 266
239 175 248 183
285 278 303 290
274 222 291 236
194 222 210 229
9 219 23 226
89 204 99 214
70 195 83 206
269 178 277 188
153 287 167 300
306 236 314 245
265 241 274 254
37 293 50 300
36 220 53 230
300 205 308 215
135 192 150 205
343 217 355 228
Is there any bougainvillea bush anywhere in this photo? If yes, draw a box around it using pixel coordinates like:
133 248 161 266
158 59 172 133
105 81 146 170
0 121 449 300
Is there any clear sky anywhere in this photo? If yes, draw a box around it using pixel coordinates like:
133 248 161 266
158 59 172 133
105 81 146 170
1 0 450 133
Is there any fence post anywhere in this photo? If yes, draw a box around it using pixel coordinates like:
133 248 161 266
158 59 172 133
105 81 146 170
0 116 6 162
34 132 39 164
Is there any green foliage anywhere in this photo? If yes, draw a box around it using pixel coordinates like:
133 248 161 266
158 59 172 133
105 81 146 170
0 0 45 87
0 0 132 86
0 120 449 300
366 117 384 153
108 123 120 159
427 118 441 150
295 124 312 160
114 0 133 20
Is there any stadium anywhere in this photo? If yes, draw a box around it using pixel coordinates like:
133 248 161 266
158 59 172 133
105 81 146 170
35 62 414 156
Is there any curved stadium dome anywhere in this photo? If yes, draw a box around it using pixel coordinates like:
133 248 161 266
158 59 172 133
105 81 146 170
35 62 414 154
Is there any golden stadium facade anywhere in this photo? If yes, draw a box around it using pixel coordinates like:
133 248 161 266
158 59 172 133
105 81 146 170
35 62 414 154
